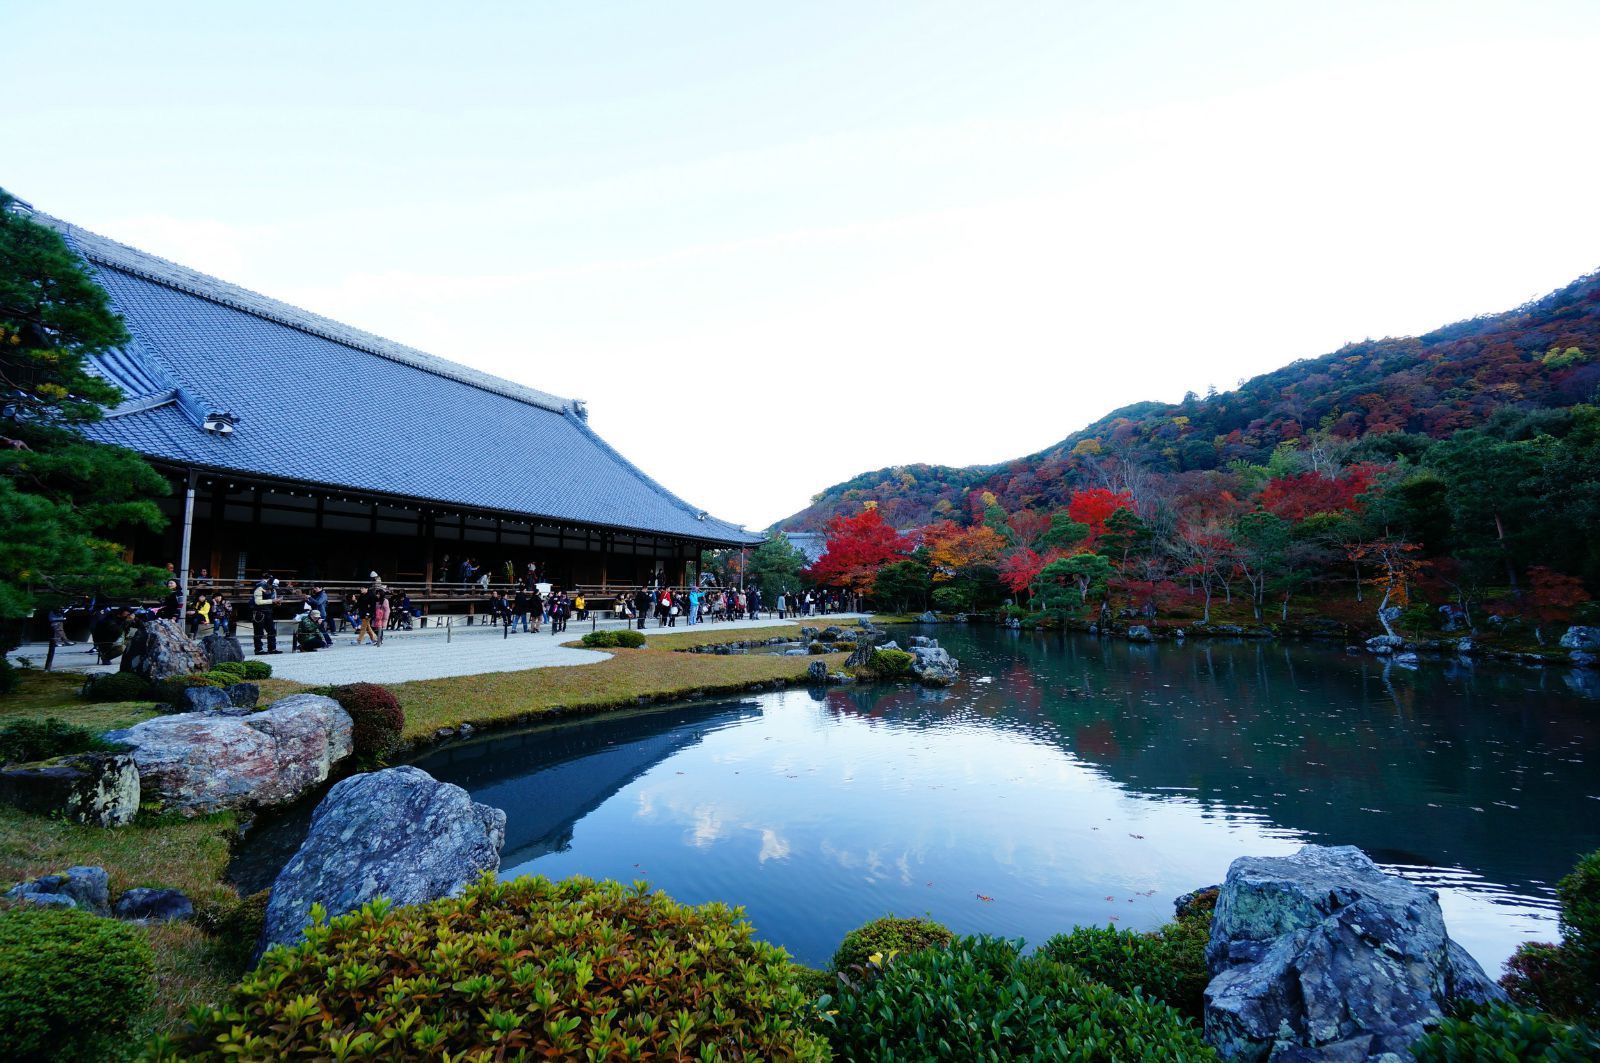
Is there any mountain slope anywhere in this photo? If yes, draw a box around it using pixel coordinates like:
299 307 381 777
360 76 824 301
778 270 1600 531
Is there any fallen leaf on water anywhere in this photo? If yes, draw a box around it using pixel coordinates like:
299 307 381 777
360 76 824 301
1128 833 1144 839
976 894 994 902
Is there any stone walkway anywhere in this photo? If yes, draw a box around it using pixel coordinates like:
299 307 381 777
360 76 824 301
14 614 864 687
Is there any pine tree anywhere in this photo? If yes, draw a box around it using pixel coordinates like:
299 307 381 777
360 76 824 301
1 189 168 666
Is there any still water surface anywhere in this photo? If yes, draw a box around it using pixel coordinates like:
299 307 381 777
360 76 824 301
232 626 1600 972
402 626 1599 971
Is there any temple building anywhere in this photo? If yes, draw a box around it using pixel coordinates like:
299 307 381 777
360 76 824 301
42 214 760 597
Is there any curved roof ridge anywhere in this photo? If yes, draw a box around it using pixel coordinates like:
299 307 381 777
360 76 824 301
38 213 575 415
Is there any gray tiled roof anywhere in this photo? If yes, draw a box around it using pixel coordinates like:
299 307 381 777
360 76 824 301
42 215 758 545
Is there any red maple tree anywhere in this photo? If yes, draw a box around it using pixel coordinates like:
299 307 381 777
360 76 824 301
1067 488 1135 548
806 505 913 593
1257 465 1376 521
1525 565 1589 645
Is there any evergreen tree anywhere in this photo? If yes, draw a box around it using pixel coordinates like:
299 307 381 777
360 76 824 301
0 189 168 665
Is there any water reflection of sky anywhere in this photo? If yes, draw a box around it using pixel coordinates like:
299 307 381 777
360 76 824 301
477 627 1597 972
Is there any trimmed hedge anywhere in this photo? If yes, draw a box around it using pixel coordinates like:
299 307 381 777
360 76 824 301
209 661 247 680
832 915 953 972
239 660 271 680
327 683 405 760
81 671 154 703
0 906 154 1061
152 875 828 1061
821 934 1215 1061
0 718 117 765
581 629 646 649
868 648 914 677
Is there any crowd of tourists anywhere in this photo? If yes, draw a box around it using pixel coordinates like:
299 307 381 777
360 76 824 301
48 556 856 664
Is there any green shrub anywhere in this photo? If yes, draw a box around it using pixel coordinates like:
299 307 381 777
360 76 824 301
867 648 914 678
832 915 953 972
327 683 405 760
195 890 269 972
580 629 619 648
81 671 154 703
931 586 970 612
1160 888 1218 1017
156 673 224 704
1033 891 1214 1021
153 875 827 1061
0 905 154 1061
791 963 836 1000
821 934 1214 1061
1557 849 1600 989
1039 924 1186 1012
613 629 647 649
209 661 247 679
0 718 117 765
0 657 17 695
1412 1002 1600 1061
239 660 271 680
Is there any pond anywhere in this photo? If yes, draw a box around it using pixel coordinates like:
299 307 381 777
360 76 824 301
235 625 1600 974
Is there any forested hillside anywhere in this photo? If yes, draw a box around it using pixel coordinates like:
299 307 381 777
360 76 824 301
779 269 1600 636
781 271 1600 532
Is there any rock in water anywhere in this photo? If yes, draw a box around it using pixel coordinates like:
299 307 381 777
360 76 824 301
199 633 245 667
1364 634 1405 655
1204 844 1504 1061
807 660 828 683
259 765 506 954
1127 625 1154 642
120 618 210 682
1559 625 1599 650
910 642 960 687
916 611 940 624
105 694 352 815
0 751 140 827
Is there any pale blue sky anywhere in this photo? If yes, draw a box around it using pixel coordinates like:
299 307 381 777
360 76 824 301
7 2 1600 526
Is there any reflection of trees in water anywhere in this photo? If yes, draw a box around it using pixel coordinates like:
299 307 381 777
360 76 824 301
873 626 1600 892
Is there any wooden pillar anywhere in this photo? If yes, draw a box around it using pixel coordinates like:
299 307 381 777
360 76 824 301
177 469 198 616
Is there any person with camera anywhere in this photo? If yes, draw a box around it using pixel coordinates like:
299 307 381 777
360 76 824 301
252 573 281 655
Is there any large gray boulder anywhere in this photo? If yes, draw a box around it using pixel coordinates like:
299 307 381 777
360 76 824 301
105 694 352 815
910 642 960 687
120 618 210 682
0 751 140 827
1204 845 1503 1061
259 766 506 955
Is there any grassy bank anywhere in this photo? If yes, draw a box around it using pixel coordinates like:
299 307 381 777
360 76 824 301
392 640 847 740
